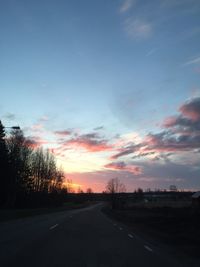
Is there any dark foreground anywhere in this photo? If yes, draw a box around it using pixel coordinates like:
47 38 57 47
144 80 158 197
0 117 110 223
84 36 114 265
0 203 194 267
102 205 200 262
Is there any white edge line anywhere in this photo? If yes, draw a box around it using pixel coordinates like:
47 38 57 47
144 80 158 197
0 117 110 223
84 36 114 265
144 245 153 252
49 224 58 230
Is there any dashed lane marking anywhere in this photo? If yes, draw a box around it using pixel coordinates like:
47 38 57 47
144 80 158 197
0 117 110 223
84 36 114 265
144 245 153 252
128 234 134 238
49 224 58 230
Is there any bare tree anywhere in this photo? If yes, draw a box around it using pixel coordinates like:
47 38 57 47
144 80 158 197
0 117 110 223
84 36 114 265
54 167 65 192
86 188 93 194
106 178 126 209
106 178 126 194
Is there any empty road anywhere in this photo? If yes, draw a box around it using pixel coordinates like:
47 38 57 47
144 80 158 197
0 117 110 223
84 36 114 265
0 203 186 267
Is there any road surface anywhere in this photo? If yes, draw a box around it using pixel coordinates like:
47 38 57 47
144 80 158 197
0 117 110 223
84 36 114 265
0 203 187 266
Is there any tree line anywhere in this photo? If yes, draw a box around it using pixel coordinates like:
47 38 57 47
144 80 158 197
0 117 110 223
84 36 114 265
0 120 66 208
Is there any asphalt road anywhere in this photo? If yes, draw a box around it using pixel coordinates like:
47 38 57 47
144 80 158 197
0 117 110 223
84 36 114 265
0 203 186 267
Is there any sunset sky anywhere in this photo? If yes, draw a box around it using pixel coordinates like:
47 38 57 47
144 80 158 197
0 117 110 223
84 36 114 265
1 0 200 192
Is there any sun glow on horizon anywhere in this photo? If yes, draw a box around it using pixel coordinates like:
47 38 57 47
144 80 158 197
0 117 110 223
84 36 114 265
63 181 83 191
56 149 112 174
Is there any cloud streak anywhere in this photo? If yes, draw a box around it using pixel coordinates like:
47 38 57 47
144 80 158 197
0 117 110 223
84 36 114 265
183 56 200 66
93 126 104 131
124 18 153 39
119 0 135 13
143 132 200 152
111 97 200 159
54 130 72 136
59 132 113 152
110 144 141 159
104 161 142 174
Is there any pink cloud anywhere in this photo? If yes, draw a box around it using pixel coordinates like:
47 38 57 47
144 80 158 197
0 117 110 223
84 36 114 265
162 116 178 127
111 97 200 159
26 136 49 149
60 133 113 152
179 97 200 121
67 139 112 152
104 161 142 175
31 123 44 132
143 132 200 152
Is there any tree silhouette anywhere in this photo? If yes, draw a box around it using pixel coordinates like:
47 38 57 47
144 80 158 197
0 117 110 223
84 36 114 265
106 178 126 194
0 120 9 206
86 188 93 194
6 128 32 207
106 178 126 209
0 121 66 209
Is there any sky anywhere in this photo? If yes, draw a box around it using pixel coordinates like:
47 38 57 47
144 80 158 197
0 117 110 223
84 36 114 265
0 0 200 192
